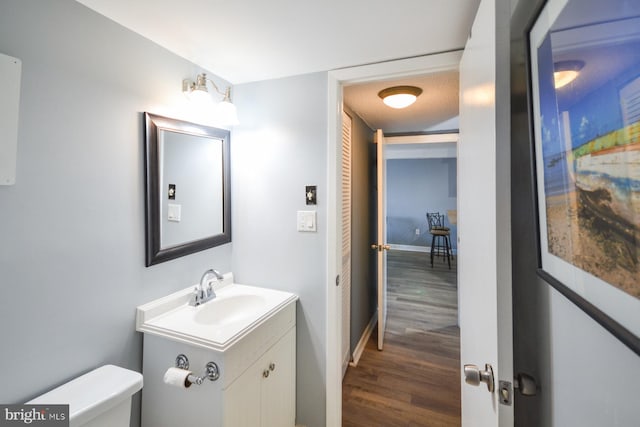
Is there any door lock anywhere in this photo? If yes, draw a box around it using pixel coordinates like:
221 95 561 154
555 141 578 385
463 363 495 392
370 244 391 252
498 372 537 406
515 372 537 396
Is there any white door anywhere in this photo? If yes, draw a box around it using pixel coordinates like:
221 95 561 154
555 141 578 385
374 129 389 351
458 0 513 425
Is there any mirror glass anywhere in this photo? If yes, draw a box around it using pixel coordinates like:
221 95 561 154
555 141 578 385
144 113 231 266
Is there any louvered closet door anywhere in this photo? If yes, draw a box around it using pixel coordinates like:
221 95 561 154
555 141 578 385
341 110 352 376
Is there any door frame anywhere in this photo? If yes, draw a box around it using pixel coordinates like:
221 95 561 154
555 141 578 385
325 50 464 425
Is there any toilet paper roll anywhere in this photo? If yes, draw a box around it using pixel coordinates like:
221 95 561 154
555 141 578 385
163 367 192 389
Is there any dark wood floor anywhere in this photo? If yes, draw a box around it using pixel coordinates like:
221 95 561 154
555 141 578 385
342 250 460 427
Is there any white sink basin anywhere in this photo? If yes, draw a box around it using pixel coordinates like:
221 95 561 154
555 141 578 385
193 294 267 326
136 274 297 352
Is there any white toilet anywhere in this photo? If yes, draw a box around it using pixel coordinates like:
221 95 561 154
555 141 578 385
28 364 143 427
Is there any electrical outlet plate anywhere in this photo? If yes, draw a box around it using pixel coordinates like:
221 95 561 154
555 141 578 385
305 185 317 205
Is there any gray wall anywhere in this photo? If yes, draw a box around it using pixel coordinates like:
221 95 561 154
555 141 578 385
387 158 458 249
160 131 224 247
510 0 640 425
231 73 328 427
0 1 233 425
344 106 377 353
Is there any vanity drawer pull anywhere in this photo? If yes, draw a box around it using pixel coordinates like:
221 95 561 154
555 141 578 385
263 369 270 378
269 363 276 372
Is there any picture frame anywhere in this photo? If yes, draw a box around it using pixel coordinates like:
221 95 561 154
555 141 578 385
528 0 640 354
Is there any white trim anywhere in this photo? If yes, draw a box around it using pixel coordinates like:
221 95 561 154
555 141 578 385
331 51 463 84
348 311 377 368
325 72 342 427
389 244 458 255
385 142 457 160
326 51 463 426
385 132 459 145
389 244 429 253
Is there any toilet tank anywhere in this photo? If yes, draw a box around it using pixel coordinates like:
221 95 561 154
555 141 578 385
28 365 143 427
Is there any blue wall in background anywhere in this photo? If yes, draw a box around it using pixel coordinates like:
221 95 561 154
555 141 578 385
387 158 457 250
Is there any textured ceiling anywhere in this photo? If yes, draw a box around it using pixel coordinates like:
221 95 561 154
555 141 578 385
343 71 460 134
75 0 479 133
75 0 480 84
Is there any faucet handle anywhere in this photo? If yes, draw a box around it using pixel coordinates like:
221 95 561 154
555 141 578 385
192 286 202 305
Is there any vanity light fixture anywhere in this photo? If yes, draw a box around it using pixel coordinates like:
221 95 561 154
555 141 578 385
553 60 584 89
182 73 239 126
378 85 423 109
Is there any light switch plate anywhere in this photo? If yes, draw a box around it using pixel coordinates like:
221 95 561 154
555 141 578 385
297 210 317 232
167 203 181 222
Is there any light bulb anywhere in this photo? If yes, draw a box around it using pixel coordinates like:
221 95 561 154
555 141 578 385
383 94 418 109
215 101 239 126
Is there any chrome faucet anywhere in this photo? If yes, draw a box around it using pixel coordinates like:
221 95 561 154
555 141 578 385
191 269 223 306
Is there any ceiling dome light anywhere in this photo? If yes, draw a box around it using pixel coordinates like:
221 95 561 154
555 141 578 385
553 60 584 89
378 86 423 109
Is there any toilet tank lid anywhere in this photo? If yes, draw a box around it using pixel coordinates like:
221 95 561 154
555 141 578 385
27 365 143 424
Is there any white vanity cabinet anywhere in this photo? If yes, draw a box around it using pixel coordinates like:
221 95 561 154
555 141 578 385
136 279 297 427
223 327 295 427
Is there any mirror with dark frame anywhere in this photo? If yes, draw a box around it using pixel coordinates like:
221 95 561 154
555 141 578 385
144 112 231 266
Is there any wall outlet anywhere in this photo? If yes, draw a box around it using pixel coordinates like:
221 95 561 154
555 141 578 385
415 228 420 235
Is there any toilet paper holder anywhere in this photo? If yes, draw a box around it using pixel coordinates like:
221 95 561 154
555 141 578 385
175 354 220 384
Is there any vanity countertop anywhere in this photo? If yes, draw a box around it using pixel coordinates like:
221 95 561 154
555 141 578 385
136 274 297 352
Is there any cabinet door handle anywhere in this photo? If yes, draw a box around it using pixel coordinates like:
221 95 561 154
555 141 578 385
263 369 270 378
269 363 275 372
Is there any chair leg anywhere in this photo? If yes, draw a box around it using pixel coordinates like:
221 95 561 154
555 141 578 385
430 234 435 267
445 235 451 269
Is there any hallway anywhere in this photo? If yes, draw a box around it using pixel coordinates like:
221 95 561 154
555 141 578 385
342 250 460 426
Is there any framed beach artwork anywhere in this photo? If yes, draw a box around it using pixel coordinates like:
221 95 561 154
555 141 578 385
529 0 640 353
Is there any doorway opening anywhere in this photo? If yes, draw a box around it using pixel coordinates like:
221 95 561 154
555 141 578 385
342 131 461 426
325 51 465 425
327 52 461 425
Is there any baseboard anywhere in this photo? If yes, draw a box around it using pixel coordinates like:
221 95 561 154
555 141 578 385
389 244 429 253
389 243 457 255
349 311 377 367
